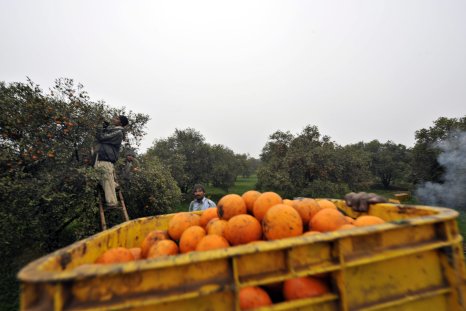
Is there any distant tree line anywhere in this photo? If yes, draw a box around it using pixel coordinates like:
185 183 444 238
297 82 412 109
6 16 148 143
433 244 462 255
256 117 466 199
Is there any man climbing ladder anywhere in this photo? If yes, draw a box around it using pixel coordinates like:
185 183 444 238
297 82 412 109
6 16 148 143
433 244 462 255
94 115 128 207
94 114 130 230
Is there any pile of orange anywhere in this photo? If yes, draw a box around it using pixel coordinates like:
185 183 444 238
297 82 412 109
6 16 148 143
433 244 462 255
92 190 386 309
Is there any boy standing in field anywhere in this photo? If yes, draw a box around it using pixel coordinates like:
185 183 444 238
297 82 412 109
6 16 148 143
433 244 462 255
189 184 216 212
94 115 129 207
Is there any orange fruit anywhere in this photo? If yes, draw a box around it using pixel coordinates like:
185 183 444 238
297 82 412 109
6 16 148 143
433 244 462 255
140 230 169 258
310 208 346 232
95 247 135 264
283 199 294 206
291 198 319 226
199 207 219 228
128 247 142 260
207 218 228 237
253 192 282 222
242 190 262 213
344 216 355 224
179 225 206 253
262 204 303 240
224 214 262 245
239 286 272 309
147 240 179 258
353 215 385 227
337 224 356 230
283 277 329 301
168 212 201 241
301 198 323 220
205 217 219 231
303 231 320 236
196 235 230 251
217 194 247 220
316 199 337 209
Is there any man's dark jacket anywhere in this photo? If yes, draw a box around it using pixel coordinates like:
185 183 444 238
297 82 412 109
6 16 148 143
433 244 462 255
96 126 124 163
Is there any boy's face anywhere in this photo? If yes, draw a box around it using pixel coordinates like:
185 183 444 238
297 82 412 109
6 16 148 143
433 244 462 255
193 188 205 200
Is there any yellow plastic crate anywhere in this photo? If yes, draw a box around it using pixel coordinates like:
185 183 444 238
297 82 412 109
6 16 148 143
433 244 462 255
18 201 466 311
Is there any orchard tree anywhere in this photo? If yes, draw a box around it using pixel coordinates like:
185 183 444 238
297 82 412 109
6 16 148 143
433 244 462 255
235 153 260 178
246 157 261 176
354 140 412 189
412 117 466 183
0 78 148 239
234 153 249 178
0 78 150 245
209 144 239 192
257 125 372 198
0 78 181 309
256 130 294 196
118 154 181 218
147 128 211 193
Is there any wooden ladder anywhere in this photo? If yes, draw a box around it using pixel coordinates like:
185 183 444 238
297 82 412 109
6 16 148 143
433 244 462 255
98 188 130 230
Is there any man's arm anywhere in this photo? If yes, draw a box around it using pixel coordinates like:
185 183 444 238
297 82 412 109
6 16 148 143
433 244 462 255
96 128 123 144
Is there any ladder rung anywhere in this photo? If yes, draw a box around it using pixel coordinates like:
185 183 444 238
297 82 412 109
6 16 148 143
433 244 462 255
98 188 130 231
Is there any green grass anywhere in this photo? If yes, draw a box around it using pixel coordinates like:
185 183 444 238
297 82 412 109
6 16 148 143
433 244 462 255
205 175 258 199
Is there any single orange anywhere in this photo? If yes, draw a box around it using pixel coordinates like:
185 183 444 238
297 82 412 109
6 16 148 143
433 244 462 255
95 247 135 264
207 218 228 237
168 212 201 241
283 277 329 301
253 192 282 222
316 199 337 209
239 286 272 309
310 208 346 232
224 214 262 245
196 235 230 251
179 225 206 253
140 230 169 258
262 204 303 240
147 240 179 258
199 207 219 228
217 194 247 220
128 247 142 260
337 224 356 230
353 215 385 227
241 190 261 214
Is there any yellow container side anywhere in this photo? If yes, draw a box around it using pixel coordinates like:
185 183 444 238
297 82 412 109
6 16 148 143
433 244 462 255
18 201 466 311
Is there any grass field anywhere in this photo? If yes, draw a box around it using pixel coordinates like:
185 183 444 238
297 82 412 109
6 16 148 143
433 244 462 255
174 175 466 238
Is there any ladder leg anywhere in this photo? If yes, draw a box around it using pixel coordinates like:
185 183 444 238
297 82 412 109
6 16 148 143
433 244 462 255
98 193 107 230
118 189 130 221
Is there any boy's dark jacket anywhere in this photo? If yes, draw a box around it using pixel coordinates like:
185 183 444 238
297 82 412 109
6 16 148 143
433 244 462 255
95 125 124 163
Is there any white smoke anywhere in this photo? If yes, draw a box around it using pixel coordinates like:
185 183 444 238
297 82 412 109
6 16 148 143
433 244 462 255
415 131 466 210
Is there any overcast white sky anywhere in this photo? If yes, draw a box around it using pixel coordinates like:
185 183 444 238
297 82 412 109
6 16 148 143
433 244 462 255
1 1 465 158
